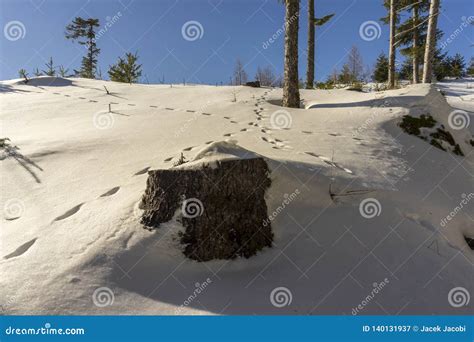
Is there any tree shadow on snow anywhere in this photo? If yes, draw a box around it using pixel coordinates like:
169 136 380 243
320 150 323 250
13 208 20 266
1 142 43 183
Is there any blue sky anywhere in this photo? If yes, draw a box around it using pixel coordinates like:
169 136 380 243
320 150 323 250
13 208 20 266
0 0 472 83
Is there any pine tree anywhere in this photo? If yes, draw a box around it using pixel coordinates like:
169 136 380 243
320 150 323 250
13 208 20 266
18 69 29 83
65 17 100 79
338 64 352 84
43 57 55 76
422 0 440 83
467 57 474 77
398 58 413 81
305 0 334 89
282 0 300 108
395 0 430 84
432 49 449 80
449 53 465 78
388 0 397 88
34 68 42 77
108 52 142 84
373 53 389 83
58 66 69 77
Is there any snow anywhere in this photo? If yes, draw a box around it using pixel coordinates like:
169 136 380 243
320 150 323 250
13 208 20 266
0 76 472 315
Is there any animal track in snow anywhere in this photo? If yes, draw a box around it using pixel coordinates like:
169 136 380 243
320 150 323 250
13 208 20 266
53 204 84 222
4 238 37 259
100 187 120 197
134 167 151 176
304 152 353 175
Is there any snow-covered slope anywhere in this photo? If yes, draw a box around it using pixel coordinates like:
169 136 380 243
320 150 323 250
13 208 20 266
0 77 472 315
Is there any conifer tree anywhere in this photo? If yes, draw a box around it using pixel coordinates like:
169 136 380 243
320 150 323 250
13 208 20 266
43 57 55 76
108 52 142 84
65 17 100 79
373 53 389 83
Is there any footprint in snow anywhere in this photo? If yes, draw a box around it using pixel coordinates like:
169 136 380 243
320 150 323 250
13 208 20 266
201 113 212 116
127 104 136 107
4 238 37 259
134 167 151 176
150 105 158 108
165 108 174 111
240 128 249 132
183 146 194 151
302 131 313 134
230 121 238 124
53 204 84 222
164 157 173 162
99 187 120 197
186 110 195 113
223 133 233 137
205 141 214 144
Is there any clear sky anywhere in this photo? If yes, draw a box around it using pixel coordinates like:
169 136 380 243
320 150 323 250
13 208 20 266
0 0 472 83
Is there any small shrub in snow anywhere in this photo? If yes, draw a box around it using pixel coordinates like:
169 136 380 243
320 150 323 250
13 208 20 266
399 115 464 156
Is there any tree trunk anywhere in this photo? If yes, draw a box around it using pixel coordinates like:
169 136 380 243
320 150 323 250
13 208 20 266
283 0 300 108
388 0 397 89
412 4 420 84
306 0 315 89
422 0 440 83
140 158 273 261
